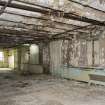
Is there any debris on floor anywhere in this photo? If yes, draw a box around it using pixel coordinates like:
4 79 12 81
0 73 105 105
11 81 31 88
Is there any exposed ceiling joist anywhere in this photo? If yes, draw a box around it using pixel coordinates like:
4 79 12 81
0 29 50 39
0 19 70 31
0 0 105 26
69 0 105 14
52 25 93 38
4 10 80 27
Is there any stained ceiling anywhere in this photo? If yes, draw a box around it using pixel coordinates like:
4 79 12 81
0 0 105 47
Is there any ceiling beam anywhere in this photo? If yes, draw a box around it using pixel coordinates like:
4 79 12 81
0 18 70 31
69 0 105 14
0 0 105 26
4 11 80 27
0 34 47 44
0 25 55 35
52 25 93 38
15 0 105 17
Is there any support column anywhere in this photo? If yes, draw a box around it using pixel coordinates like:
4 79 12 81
92 40 95 66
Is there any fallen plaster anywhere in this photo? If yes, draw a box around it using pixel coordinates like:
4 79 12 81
0 72 105 105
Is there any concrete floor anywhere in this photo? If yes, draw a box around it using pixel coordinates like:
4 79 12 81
0 71 105 105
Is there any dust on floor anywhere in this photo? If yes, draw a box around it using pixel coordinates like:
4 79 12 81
0 72 105 105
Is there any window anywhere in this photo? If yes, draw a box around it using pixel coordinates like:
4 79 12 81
0 52 4 61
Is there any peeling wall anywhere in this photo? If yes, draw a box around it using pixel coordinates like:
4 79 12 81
94 38 105 67
47 36 105 81
50 40 62 76
49 39 93 68
17 44 43 74
42 43 50 73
